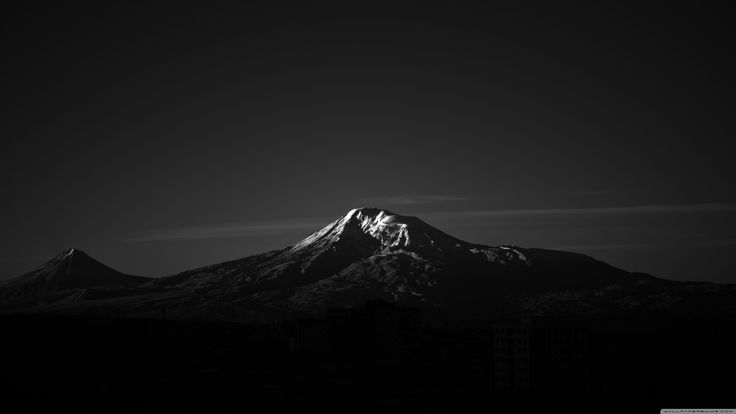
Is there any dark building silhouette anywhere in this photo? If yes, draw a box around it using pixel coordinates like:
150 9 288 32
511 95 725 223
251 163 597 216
325 300 421 363
279 318 328 355
493 319 590 394
493 323 532 391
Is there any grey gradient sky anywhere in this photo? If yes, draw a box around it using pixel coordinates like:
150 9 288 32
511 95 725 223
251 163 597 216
2 4 735 282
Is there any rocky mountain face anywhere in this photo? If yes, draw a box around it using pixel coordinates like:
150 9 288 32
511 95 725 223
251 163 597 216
2 208 736 321
0 248 150 302
148 208 532 309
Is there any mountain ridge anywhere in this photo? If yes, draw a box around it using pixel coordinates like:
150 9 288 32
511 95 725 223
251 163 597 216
0 248 150 301
2 208 735 321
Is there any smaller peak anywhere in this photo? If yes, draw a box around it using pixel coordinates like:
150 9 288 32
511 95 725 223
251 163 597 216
57 248 91 260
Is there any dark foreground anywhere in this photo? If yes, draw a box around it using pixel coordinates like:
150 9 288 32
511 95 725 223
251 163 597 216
1 309 734 413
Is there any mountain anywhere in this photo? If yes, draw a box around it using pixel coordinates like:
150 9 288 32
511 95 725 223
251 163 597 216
0 248 150 302
2 208 736 321
138 207 736 320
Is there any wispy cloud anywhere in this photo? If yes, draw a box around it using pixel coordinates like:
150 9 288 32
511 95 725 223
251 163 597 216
359 195 469 206
425 203 736 218
549 242 666 251
552 239 736 252
125 202 736 243
125 218 329 242
0 255 51 263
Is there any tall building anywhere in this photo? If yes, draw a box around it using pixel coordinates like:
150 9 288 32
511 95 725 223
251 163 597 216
493 323 532 391
326 300 421 363
493 320 589 394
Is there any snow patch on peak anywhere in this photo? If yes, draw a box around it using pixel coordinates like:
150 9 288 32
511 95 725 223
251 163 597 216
291 207 465 251
57 248 89 261
343 207 362 220
499 245 529 264
469 245 530 266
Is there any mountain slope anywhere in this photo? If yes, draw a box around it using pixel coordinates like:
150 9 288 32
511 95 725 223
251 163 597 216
2 208 735 321
141 208 660 318
149 208 531 292
0 248 150 300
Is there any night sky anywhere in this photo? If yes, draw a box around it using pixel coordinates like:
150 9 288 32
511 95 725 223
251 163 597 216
2 3 735 282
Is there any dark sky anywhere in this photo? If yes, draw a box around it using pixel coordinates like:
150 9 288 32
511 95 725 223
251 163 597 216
2 3 735 282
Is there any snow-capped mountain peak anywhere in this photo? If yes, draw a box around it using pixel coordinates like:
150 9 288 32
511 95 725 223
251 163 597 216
41 247 89 269
291 207 465 252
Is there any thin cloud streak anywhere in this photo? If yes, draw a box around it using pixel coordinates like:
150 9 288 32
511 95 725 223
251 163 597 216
358 195 469 206
125 203 736 243
549 243 667 251
426 203 736 218
0 256 51 263
552 239 736 252
126 219 330 242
